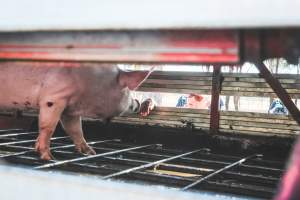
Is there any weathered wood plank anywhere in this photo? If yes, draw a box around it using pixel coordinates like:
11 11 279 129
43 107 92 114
150 71 299 79
220 91 300 98
154 107 210 113
146 111 298 126
219 124 298 135
145 79 212 86
139 87 212 95
224 77 300 84
221 87 299 93
141 84 299 93
139 87 300 98
220 110 293 119
141 83 212 90
220 115 298 125
112 117 210 128
118 114 299 131
140 72 300 98
219 129 298 138
220 120 300 131
118 115 210 124
222 73 300 79
124 112 299 130
144 79 299 90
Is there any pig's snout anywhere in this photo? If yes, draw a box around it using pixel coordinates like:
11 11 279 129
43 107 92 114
120 99 140 116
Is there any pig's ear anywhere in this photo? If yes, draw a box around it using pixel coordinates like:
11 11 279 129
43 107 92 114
118 69 153 90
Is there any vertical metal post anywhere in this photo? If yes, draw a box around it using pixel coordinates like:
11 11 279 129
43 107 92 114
210 65 222 133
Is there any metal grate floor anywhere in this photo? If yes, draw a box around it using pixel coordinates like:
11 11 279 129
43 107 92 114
0 129 285 199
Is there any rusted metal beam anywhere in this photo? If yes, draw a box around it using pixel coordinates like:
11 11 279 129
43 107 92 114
210 65 222 133
256 62 300 125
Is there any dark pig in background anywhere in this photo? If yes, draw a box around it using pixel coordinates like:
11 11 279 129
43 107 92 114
275 137 300 200
0 62 154 160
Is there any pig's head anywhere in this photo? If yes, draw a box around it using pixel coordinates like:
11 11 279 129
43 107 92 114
114 68 153 116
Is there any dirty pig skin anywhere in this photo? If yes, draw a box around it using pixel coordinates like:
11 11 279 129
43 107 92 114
0 62 153 160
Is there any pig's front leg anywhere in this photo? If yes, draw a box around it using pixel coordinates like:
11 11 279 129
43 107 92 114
35 100 67 160
61 114 96 155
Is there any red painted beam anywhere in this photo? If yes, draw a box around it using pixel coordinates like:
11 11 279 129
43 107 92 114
210 65 222 133
256 62 300 125
0 30 239 64
0 52 239 64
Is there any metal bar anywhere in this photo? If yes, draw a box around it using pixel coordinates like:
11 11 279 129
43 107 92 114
4 145 33 150
102 149 204 179
0 129 23 133
0 131 37 138
0 139 120 158
256 62 300 125
181 154 262 191
210 65 222 133
0 31 239 64
88 145 282 177
100 155 279 186
35 144 157 169
0 150 31 158
0 136 68 146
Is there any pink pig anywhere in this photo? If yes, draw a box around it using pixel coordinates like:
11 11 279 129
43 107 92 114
0 62 154 160
275 137 300 200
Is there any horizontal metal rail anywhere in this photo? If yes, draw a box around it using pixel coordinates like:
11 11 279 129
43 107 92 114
0 131 38 138
0 139 120 158
35 144 158 169
181 154 262 190
0 129 23 133
46 149 278 187
102 149 205 179
0 136 68 146
90 145 282 177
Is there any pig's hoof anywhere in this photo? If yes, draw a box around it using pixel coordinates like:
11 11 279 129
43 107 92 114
35 142 54 160
35 147 54 160
40 151 54 161
76 143 96 155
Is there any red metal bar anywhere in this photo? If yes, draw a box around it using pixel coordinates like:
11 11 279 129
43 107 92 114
210 65 222 133
0 30 239 64
256 62 300 125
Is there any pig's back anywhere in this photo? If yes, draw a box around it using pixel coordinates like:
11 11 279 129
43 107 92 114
0 62 57 110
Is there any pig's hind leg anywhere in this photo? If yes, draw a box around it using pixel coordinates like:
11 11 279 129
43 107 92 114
35 100 67 160
61 114 96 155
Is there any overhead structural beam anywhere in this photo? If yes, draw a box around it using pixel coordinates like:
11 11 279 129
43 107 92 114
0 30 239 64
210 65 222 133
256 62 300 125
